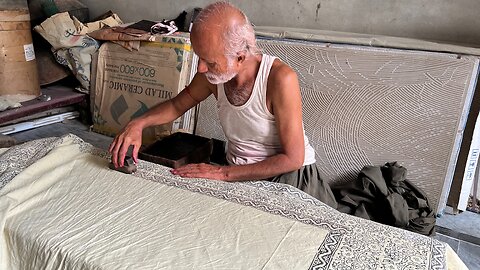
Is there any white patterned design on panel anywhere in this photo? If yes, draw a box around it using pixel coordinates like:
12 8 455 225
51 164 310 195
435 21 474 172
195 38 478 210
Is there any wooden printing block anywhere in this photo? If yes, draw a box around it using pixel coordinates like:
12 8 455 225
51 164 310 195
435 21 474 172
109 156 137 174
0 134 17 148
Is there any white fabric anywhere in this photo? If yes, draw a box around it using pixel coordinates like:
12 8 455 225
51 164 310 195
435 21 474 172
0 135 468 270
218 54 316 166
0 136 325 270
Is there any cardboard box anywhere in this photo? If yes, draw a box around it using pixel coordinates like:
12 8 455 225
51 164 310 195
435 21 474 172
92 33 195 144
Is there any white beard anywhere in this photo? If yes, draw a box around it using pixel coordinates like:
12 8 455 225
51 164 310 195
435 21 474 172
205 58 237 84
205 71 237 84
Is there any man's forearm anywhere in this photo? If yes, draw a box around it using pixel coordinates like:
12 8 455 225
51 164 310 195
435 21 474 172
132 99 183 129
222 154 303 181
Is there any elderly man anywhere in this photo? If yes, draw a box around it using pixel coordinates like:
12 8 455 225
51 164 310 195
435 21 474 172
109 2 336 207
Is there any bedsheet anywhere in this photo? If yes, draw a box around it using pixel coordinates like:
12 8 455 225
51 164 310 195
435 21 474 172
0 134 467 269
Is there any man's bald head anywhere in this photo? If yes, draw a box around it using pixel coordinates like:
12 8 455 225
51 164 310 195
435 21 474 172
191 2 259 57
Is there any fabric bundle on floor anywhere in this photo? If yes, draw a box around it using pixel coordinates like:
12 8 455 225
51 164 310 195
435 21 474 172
332 162 436 235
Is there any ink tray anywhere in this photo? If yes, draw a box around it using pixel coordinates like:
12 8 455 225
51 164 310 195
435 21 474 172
138 132 213 168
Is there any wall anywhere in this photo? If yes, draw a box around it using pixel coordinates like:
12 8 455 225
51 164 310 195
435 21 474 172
1 0 28 9
79 0 480 47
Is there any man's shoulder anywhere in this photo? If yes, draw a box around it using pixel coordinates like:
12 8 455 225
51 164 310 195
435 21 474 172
265 55 300 99
268 57 298 84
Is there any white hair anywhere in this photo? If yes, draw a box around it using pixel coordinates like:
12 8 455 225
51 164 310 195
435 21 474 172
194 1 260 57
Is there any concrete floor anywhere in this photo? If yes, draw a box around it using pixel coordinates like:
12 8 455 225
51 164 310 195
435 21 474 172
437 209 480 240
8 118 480 269
434 231 480 269
434 210 480 269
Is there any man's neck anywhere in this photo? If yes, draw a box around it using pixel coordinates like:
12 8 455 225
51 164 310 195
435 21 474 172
228 54 262 88
224 54 262 106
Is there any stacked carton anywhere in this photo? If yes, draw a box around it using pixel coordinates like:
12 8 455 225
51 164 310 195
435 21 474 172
91 33 195 144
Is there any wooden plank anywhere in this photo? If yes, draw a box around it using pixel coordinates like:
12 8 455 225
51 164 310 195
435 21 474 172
0 86 86 124
11 119 113 150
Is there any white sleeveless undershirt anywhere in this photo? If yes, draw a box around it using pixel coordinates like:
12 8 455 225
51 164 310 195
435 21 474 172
217 54 316 166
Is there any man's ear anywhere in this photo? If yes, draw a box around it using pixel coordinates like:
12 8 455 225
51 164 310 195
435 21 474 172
236 52 246 65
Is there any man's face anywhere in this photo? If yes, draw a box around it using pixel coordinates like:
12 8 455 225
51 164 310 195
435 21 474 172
191 29 238 84
203 57 237 84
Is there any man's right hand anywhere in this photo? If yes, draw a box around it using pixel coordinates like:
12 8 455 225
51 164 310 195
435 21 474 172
107 73 213 168
109 120 144 168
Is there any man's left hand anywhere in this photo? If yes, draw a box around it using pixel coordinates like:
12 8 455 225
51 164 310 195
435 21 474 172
171 163 228 180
